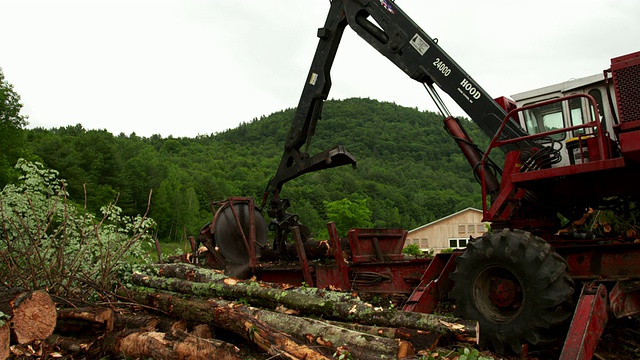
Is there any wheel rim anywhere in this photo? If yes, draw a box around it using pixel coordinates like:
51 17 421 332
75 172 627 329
473 266 524 322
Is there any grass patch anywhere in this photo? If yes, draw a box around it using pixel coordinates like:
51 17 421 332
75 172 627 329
144 239 192 261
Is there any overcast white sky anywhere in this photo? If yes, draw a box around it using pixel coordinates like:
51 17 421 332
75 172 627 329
1 0 639 138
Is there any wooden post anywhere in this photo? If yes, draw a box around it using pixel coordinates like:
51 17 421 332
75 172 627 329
327 222 350 290
293 226 314 286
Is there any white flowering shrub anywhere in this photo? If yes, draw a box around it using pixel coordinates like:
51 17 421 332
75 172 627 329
0 159 155 300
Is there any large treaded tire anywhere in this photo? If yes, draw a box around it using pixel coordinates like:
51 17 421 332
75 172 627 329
449 229 575 354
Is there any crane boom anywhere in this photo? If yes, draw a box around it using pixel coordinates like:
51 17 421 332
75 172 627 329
263 0 537 247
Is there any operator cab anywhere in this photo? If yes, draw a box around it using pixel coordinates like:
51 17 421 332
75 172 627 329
510 73 617 167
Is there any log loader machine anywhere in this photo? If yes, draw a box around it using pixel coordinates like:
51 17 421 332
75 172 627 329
198 0 640 357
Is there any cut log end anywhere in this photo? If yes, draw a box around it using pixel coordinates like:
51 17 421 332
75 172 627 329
397 340 416 359
10 290 57 344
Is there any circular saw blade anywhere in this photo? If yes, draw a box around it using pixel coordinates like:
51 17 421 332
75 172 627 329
213 202 268 264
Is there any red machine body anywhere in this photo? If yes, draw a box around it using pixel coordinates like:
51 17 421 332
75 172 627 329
612 51 640 162
200 0 640 357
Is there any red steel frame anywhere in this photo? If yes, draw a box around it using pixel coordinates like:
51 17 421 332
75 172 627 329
207 57 640 356
208 195 640 360
479 93 609 223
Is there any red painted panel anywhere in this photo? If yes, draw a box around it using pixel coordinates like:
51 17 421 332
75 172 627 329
560 284 609 360
349 228 407 263
618 130 640 162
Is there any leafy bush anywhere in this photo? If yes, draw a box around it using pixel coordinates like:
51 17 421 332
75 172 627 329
402 243 423 256
0 159 156 300
318 197 373 238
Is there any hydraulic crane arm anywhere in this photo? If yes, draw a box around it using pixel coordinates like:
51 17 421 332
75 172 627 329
263 0 536 246
342 0 530 141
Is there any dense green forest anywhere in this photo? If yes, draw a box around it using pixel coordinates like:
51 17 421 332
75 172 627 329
2 68 496 242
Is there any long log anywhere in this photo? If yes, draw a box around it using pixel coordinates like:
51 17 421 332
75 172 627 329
173 331 241 360
115 330 242 360
252 305 415 359
0 288 56 344
125 288 349 359
131 292 415 360
134 265 478 343
128 287 414 359
56 307 115 333
326 320 443 352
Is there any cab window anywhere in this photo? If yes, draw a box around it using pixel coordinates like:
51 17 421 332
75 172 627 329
523 100 566 140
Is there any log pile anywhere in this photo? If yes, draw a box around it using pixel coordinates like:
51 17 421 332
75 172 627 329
0 263 480 359
0 286 243 359
122 263 479 359
48 312 242 360
145 263 478 342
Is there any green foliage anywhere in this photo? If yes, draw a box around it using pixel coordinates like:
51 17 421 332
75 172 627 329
0 159 156 299
323 197 373 237
402 243 423 256
0 311 8 328
591 207 639 237
333 347 354 360
440 248 455 254
0 68 29 186
454 347 494 360
24 98 492 241
418 347 493 360
0 68 27 129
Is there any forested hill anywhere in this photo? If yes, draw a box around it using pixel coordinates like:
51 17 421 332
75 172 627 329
23 97 492 241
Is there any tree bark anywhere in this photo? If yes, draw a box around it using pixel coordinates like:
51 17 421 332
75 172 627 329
56 307 115 333
0 322 9 360
0 288 56 344
124 291 422 360
129 287 415 359
191 323 213 339
134 265 478 343
114 330 242 360
326 320 443 351
173 332 241 360
252 305 415 359
49 319 242 360
46 334 97 355
124 288 340 359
